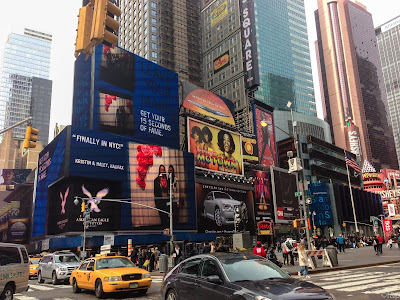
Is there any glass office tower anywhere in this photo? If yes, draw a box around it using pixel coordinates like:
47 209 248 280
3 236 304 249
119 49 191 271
0 28 52 143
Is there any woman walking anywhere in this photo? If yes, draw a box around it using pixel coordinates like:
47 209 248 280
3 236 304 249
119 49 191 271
297 245 310 279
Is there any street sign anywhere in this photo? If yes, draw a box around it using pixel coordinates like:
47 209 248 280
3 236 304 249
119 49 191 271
295 192 302 197
299 228 305 234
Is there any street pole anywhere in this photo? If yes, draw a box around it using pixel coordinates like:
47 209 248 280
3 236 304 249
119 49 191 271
312 211 316 237
345 153 359 233
0 116 32 135
169 172 174 254
83 202 86 253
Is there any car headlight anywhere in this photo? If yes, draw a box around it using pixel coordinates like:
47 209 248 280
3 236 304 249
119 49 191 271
58 267 67 271
222 204 233 210
142 274 151 279
256 296 272 300
104 276 121 282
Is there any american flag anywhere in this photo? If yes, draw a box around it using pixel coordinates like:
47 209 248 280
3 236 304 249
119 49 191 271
345 151 361 173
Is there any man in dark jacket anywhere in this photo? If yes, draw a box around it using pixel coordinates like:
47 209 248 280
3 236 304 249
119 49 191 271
172 245 183 266
130 248 138 265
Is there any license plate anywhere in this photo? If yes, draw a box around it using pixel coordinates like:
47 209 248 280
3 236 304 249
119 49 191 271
129 282 138 288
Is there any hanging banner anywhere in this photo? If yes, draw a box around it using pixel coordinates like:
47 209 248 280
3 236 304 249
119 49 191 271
383 219 393 241
254 170 272 219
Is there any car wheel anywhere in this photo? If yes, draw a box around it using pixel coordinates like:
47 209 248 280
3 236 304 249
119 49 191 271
72 278 81 293
37 271 44 284
166 289 178 300
52 271 59 285
95 279 105 299
214 207 223 227
137 289 148 295
1 284 14 300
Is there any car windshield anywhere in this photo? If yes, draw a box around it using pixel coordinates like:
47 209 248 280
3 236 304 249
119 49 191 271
30 258 41 264
214 192 231 199
56 255 79 263
220 257 290 282
96 257 135 270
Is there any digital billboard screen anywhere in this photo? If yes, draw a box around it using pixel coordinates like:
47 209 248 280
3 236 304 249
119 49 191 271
0 169 31 185
253 104 277 168
271 167 300 223
254 170 273 220
196 182 255 234
187 118 243 175
128 143 196 230
308 183 334 226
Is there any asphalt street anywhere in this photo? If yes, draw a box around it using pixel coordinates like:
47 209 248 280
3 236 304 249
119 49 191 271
15 275 163 300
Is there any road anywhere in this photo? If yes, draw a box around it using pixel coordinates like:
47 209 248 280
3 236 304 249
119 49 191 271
14 275 163 300
302 262 400 300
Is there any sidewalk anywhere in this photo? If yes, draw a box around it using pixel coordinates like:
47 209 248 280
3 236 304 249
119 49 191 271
277 245 400 275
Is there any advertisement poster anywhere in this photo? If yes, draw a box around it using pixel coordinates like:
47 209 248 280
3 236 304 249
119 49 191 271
254 170 273 219
270 167 300 223
214 51 230 74
388 203 396 217
128 143 196 230
0 169 31 185
33 128 68 237
182 82 235 126
47 177 121 234
253 105 277 168
73 44 180 149
308 183 334 226
241 132 258 163
383 219 393 241
211 1 228 27
196 182 254 234
187 118 243 175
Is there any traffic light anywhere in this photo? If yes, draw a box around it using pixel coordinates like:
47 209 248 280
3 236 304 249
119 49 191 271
91 0 121 46
23 126 39 149
75 3 94 58
293 219 301 228
343 222 346 227
81 202 85 212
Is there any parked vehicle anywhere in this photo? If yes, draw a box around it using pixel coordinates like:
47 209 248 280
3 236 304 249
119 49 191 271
37 251 80 285
203 191 248 227
0 242 29 300
70 254 152 299
162 252 334 300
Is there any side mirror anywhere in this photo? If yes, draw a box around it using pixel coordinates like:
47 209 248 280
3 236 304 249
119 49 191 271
207 275 222 285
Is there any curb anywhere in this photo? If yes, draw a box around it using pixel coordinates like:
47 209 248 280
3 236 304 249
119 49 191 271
288 260 400 275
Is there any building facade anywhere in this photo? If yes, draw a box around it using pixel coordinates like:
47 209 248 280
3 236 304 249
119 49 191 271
315 0 398 171
0 28 52 144
376 16 400 167
119 0 202 86
201 0 316 132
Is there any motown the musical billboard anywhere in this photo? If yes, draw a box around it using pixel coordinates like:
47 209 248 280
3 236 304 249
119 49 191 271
187 118 243 176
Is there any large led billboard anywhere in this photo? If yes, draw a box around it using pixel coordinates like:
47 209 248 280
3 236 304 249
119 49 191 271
187 118 243 175
308 183 334 226
182 81 235 126
0 169 31 185
72 44 180 149
196 182 255 234
253 103 277 168
254 170 273 220
270 166 300 224
128 143 196 230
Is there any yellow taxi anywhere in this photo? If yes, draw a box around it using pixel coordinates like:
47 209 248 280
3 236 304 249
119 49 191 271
70 255 152 298
29 257 42 278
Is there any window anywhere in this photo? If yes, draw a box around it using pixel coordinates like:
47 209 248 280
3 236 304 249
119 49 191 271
152 18 157 24
79 261 90 270
152 43 157 50
303 159 310 170
0 247 21 266
302 143 308 154
179 258 202 276
151 2 157 8
151 10 157 16
152 34 157 41
152 51 158 58
201 259 222 278
87 260 95 271
21 248 29 263
152 26 157 32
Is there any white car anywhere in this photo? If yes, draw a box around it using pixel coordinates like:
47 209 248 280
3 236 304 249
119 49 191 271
203 191 248 227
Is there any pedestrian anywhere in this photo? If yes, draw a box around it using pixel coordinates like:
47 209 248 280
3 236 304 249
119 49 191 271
377 234 384 254
373 236 379 255
130 247 138 265
154 247 160 270
387 238 393 250
297 245 310 279
149 248 155 272
281 236 295 266
253 241 267 258
398 235 400 250
202 242 211 253
172 245 183 266
210 241 215 253
336 234 345 253
137 248 144 268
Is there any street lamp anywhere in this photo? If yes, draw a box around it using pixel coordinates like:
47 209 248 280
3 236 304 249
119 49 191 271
74 197 88 258
310 211 316 237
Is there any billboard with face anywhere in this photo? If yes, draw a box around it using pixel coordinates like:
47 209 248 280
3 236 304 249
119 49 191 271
47 177 121 234
196 182 255 234
0 169 31 185
182 82 235 126
270 166 300 223
72 44 180 149
128 143 196 230
187 118 243 175
253 105 277 168
254 170 273 220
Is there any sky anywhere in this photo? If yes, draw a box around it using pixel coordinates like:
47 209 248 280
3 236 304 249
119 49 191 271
0 0 399 141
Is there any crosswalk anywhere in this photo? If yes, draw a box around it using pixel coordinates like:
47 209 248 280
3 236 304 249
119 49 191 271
303 263 400 298
14 276 164 299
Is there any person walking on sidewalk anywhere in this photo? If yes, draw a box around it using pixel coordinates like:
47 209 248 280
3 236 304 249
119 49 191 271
387 238 393 250
377 234 384 255
253 241 267 258
282 236 295 266
297 245 310 279
336 234 345 253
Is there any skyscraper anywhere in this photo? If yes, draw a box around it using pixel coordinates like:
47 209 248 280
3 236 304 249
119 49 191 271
119 0 202 86
0 28 52 145
201 0 316 132
376 16 400 167
315 0 398 170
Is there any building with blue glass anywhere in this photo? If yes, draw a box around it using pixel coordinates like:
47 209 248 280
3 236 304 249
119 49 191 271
0 28 52 145
201 0 316 132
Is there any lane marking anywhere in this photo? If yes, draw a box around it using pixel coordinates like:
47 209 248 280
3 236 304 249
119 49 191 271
29 285 53 291
339 279 400 292
321 274 400 289
316 272 386 281
364 286 400 294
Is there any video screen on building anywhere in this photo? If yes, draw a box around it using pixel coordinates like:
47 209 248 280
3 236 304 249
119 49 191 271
0 169 31 185
187 118 243 175
128 143 196 230
254 170 273 220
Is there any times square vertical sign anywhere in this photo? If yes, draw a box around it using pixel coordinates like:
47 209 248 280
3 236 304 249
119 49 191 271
240 0 260 89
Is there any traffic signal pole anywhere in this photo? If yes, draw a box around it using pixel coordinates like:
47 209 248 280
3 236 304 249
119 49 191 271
0 116 32 135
